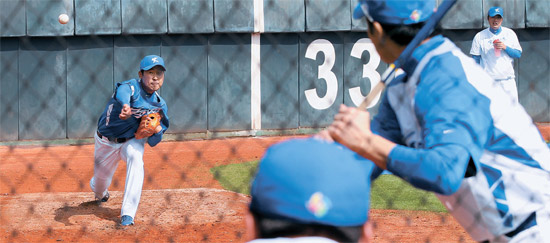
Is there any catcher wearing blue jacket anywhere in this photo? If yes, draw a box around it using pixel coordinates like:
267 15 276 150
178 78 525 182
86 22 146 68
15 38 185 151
321 0 550 242
90 55 169 226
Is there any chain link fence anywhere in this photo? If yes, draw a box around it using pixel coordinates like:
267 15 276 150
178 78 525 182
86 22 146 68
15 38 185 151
1 0 549 242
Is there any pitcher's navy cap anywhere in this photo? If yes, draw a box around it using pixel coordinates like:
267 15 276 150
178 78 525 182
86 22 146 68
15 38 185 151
353 0 436 25
249 138 374 226
488 6 503 18
140 55 166 71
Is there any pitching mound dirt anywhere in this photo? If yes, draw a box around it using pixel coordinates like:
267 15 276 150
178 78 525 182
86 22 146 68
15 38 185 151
1 188 250 242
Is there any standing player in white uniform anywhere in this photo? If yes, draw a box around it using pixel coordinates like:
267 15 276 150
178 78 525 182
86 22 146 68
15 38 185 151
321 0 550 242
90 55 170 226
470 6 522 103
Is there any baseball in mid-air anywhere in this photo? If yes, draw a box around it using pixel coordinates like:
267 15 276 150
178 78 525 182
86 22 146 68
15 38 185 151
58 14 69 24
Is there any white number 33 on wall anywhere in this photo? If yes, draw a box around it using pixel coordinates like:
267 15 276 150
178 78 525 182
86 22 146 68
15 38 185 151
304 38 382 110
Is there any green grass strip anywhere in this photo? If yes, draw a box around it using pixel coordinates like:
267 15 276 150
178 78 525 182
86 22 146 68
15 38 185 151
371 174 446 212
210 160 260 195
210 160 446 212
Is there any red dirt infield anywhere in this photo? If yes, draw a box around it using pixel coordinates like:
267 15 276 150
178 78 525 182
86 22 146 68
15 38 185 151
7 129 547 242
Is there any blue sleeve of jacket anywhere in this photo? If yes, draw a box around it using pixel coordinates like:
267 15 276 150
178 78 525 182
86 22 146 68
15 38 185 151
472 55 481 64
147 127 163 147
115 83 132 105
388 144 470 195
504 47 521 58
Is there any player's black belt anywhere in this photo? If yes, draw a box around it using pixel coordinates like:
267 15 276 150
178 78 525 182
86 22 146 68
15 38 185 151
97 130 130 143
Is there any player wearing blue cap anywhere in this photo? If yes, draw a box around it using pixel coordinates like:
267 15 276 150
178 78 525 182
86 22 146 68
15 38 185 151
247 138 377 242
90 55 170 226
470 6 522 103
321 0 550 242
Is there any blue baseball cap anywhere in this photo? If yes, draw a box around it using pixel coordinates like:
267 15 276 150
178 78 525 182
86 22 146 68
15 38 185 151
353 0 436 25
488 6 503 18
249 138 373 227
140 55 166 71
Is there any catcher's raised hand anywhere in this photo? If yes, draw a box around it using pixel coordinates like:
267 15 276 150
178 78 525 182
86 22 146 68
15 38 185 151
134 113 162 139
119 104 132 120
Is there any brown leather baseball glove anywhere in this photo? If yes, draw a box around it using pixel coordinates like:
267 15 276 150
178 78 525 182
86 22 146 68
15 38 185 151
135 113 162 139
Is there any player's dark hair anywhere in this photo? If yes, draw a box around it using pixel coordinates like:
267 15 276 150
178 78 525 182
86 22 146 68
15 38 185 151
250 210 363 242
367 18 442 46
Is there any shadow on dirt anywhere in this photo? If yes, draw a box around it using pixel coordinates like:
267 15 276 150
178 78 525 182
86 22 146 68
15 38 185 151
54 201 119 226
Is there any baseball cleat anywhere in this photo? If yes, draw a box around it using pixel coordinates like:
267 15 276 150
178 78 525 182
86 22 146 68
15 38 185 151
96 191 109 202
120 215 134 226
100 191 109 202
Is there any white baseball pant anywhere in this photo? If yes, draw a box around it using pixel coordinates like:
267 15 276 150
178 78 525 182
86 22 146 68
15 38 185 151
90 132 146 219
495 77 519 103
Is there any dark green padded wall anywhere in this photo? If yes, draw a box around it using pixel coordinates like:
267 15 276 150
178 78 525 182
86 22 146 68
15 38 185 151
526 0 550 27
18 38 67 140
161 35 209 133
67 36 114 138
263 0 305 33
75 0 122 35
260 34 299 129
0 0 26 37
26 0 74 36
208 34 251 131
214 0 254 33
306 0 350 32
439 0 483 29
121 0 167 34
0 39 19 140
168 0 214 34
517 29 550 122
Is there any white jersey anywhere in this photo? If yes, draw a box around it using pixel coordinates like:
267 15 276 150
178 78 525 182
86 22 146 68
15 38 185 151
470 27 522 80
